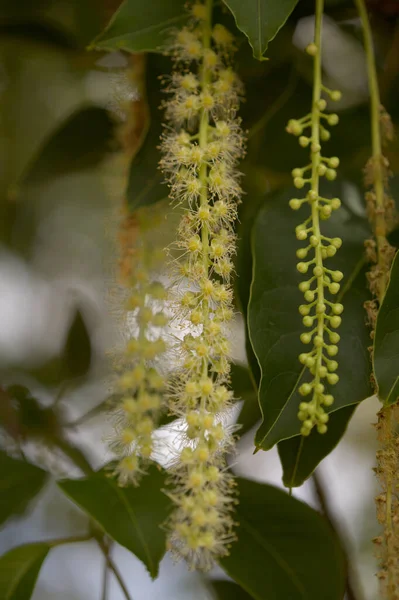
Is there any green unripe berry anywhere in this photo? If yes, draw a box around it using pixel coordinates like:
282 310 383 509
331 90 342 102
329 332 340 344
309 235 319 247
316 302 326 314
319 413 329 424
311 142 321 153
314 383 324 394
326 169 337 181
303 316 314 327
331 238 342 249
297 262 308 274
323 395 334 406
327 372 339 385
314 335 323 347
318 164 327 176
304 290 315 302
299 402 309 411
330 315 342 328
291 168 303 178
289 198 302 210
320 129 330 141
299 136 310 147
327 114 339 126
328 360 338 372
303 419 313 430
299 383 312 396
324 275 331 284
328 157 340 168
321 205 332 218
299 304 310 316
329 282 340 294
319 365 327 378
300 332 312 344
313 266 323 277
301 426 312 436
299 354 309 365
321 248 327 259
318 99 327 111
326 245 337 257
287 120 303 136
308 190 318 202
332 303 344 315
298 411 307 421
317 424 328 434
332 270 344 282
330 198 341 210
299 281 310 292
327 344 338 356
305 356 315 368
296 229 308 241
306 43 318 56
296 248 308 259
294 177 305 189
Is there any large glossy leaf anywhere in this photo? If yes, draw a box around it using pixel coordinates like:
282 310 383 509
0 452 47 526
127 54 169 210
278 404 356 488
91 0 186 53
58 464 170 578
231 363 261 436
248 186 372 451
211 579 253 599
222 0 299 60
373 250 399 405
220 478 345 599
0 542 50 600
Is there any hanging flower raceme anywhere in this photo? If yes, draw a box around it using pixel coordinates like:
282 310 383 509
110 208 168 486
159 0 245 570
286 3 343 437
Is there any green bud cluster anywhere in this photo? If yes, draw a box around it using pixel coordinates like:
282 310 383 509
286 27 344 436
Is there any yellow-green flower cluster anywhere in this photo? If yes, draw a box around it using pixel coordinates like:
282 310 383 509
111 211 168 486
286 22 344 437
159 0 244 569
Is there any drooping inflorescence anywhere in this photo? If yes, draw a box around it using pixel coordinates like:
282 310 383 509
286 0 343 437
159 0 245 569
110 208 168 486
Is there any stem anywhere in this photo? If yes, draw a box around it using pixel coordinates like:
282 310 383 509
97 537 133 600
47 534 93 548
101 539 111 600
312 471 366 600
53 436 94 476
309 0 325 416
354 0 387 303
199 0 213 380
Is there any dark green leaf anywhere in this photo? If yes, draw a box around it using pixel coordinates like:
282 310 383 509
231 363 261 436
91 0 186 53
373 250 399 405
220 478 345 600
23 107 114 185
0 543 50 600
0 452 47 526
127 54 169 211
278 404 356 487
211 579 253 599
248 186 372 451
222 0 299 60
58 464 171 578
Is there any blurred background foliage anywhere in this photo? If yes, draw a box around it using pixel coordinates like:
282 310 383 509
0 0 398 599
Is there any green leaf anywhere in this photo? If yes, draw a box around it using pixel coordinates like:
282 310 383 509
0 543 50 600
211 579 253 599
91 0 186 53
23 107 114 186
248 186 372 451
373 250 399 405
127 54 169 211
219 478 345 599
231 363 261 436
278 404 356 487
222 0 299 60
0 452 47 526
58 464 171 578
